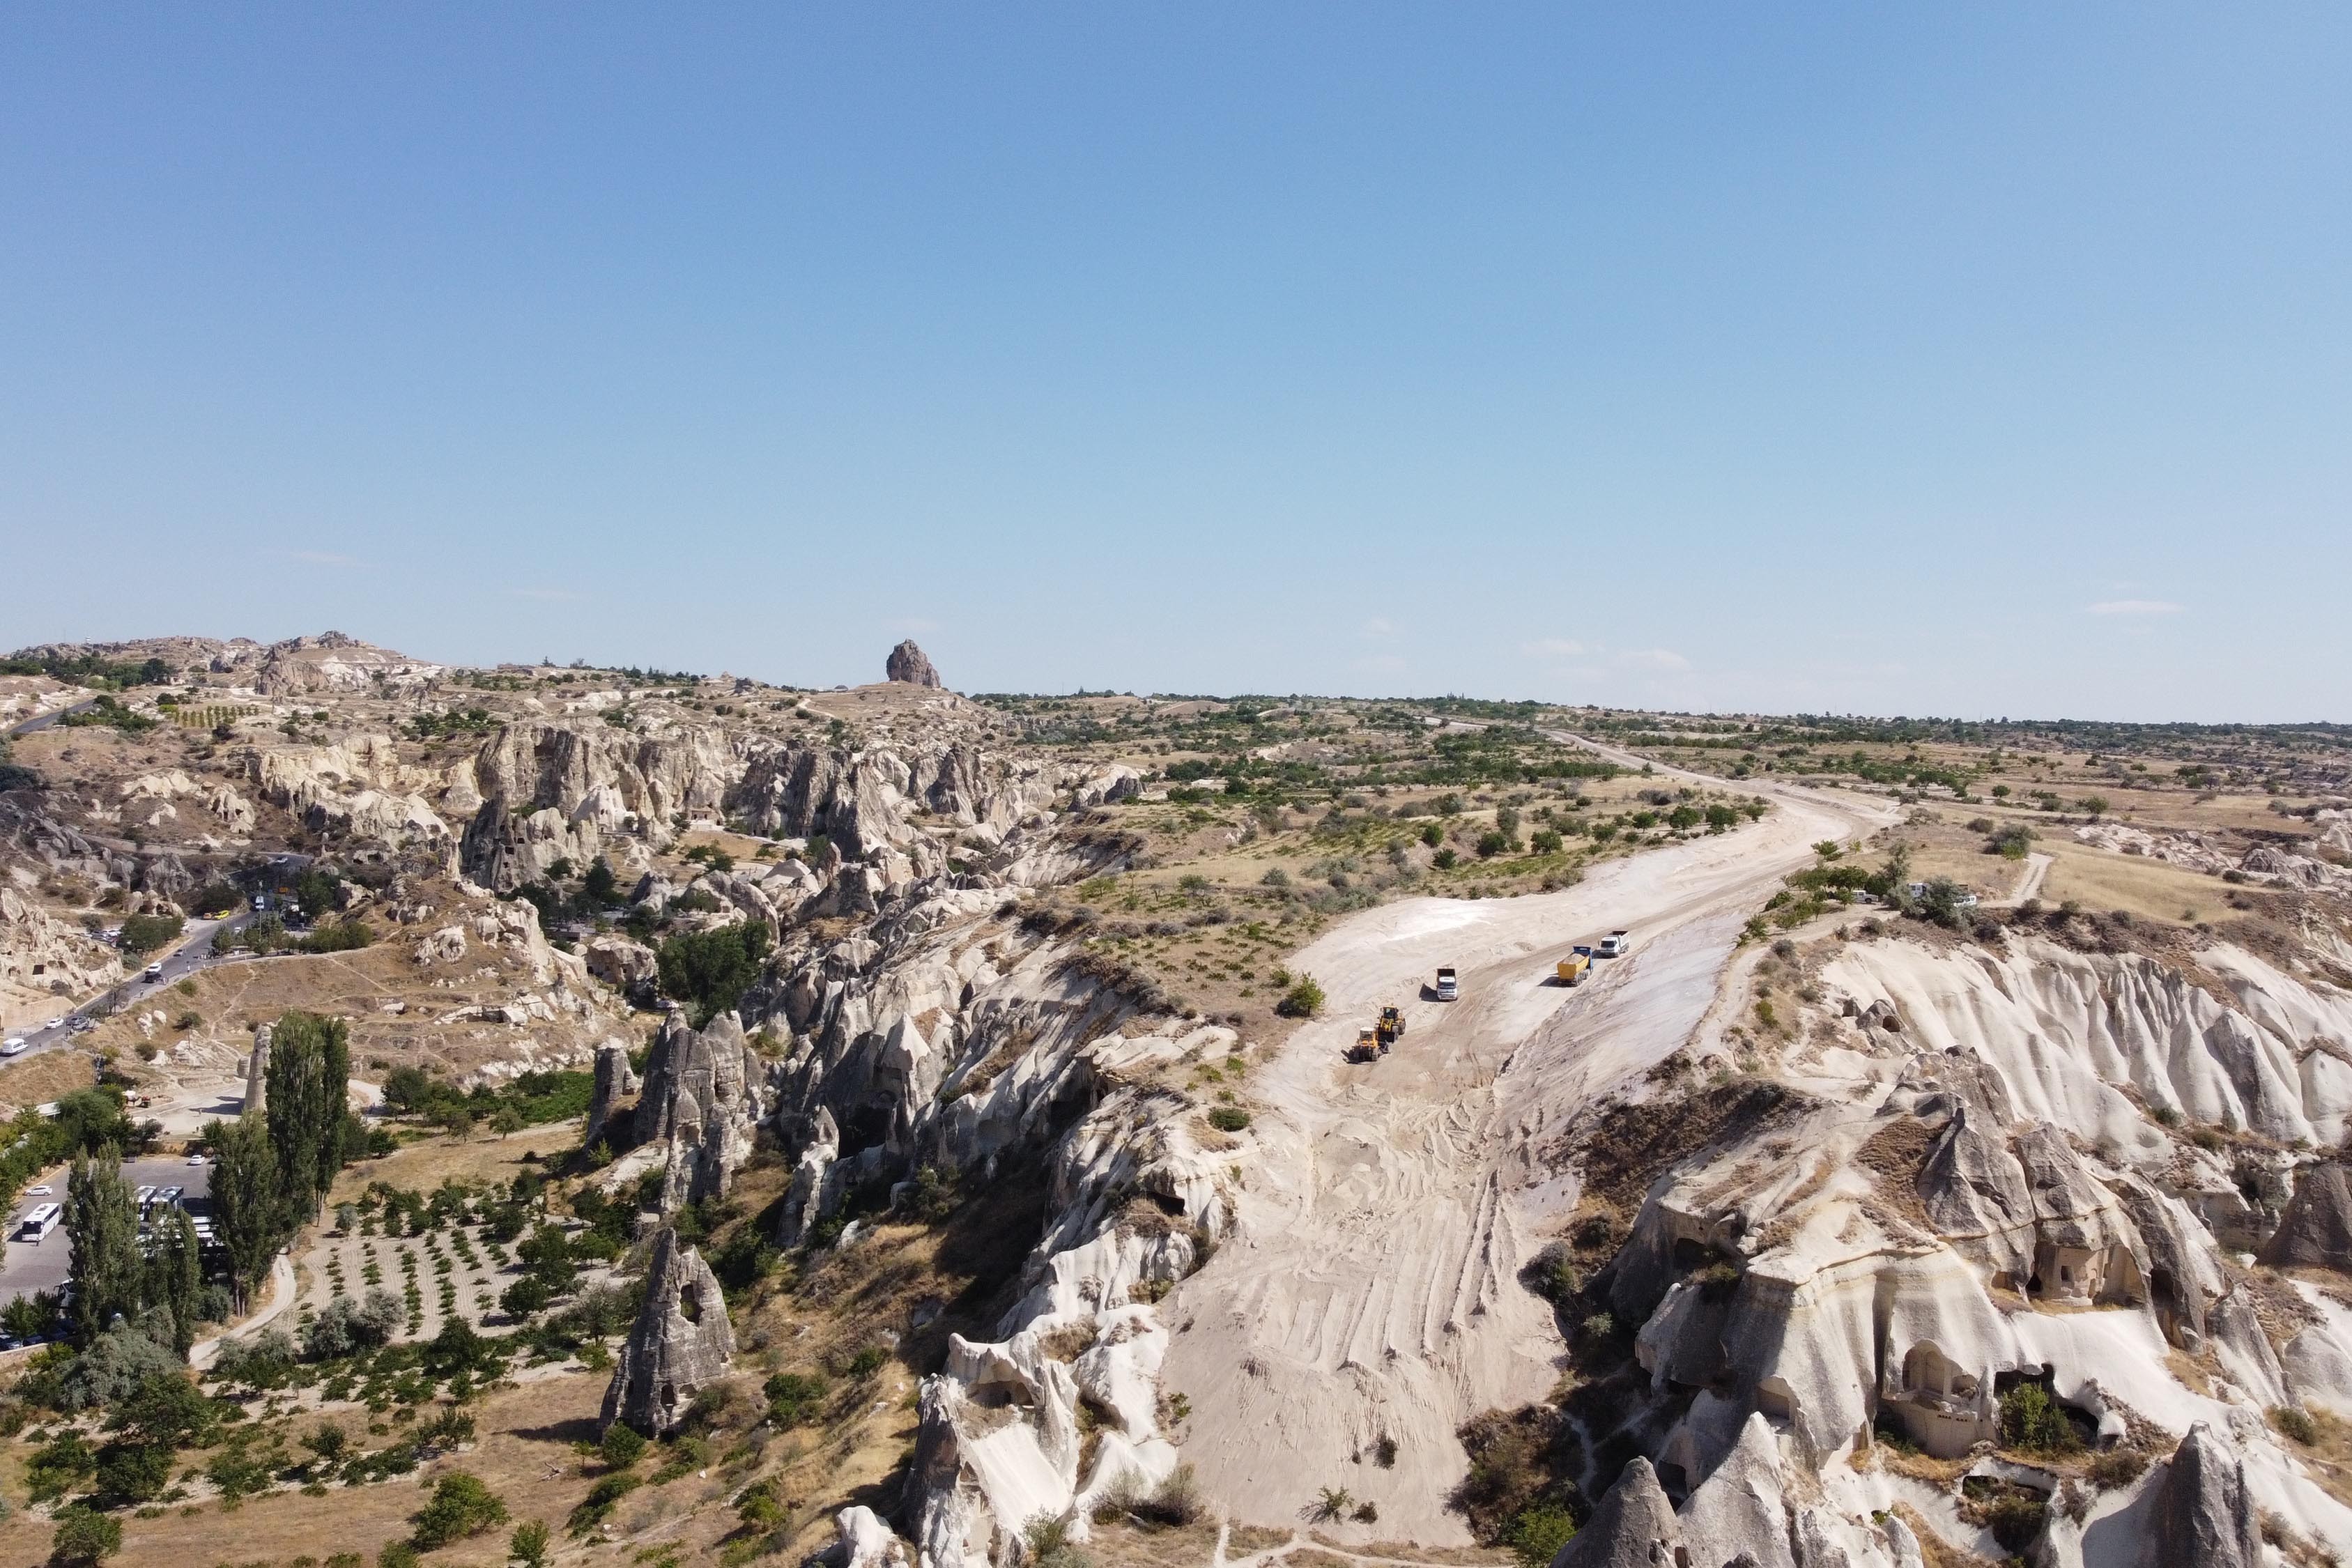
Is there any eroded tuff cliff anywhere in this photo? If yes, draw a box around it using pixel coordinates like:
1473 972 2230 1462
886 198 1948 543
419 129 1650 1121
1553 925 2352 1568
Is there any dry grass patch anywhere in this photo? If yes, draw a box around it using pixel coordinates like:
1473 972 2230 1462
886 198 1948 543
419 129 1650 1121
0 1047 102 1112
326 1118 583 1205
1891 1500 2000 1568
1227 1523 1294 1553
2036 839 2231 926
0 1369 608 1568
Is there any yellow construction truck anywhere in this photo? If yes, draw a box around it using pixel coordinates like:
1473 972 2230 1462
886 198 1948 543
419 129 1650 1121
1348 1027 1383 1063
1555 946 1594 986
1377 1005 1406 1045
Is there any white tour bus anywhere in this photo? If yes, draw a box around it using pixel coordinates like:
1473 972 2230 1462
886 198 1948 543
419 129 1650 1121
16 1202 63 1242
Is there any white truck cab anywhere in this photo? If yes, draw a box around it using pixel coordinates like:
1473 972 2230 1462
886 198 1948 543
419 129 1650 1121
1434 966 1459 1001
1598 930 1631 958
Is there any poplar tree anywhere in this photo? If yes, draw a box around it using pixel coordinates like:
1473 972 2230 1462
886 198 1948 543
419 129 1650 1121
142 1209 203 1356
65 1153 142 1346
208 1117 283 1313
265 1010 351 1224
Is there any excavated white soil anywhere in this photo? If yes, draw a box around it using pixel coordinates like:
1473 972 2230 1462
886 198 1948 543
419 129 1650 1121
1162 771 1896 1539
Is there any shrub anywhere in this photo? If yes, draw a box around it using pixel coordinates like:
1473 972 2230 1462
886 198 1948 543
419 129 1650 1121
1128 1463 1201 1527
1476 831 1509 858
2086 1447 2150 1488
1505 1502 1577 1568
2271 1404 2318 1446
1310 1486 1355 1522
735 1479 788 1530
1987 823 2037 860
49 1505 123 1566
93 1440 171 1502
567 1473 640 1533
411 1470 508 1549
1531 829 1563 855
1259 868 1290 889
379 1545 421 1568
1207 1107 1252 1133
298 920 375 955
1978 1491 2047 1554
1022 1514 1093 1568
1525 1243 1578 1305
598 1421 647 1468
1998 1383 2080 1454
508 1521 552 1568
763 1371 827 1429
1275 975 1325 1018
1434 848 1458 870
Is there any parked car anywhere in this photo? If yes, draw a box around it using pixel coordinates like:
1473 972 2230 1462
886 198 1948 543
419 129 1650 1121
144 962 164 981
43 1017 65 1031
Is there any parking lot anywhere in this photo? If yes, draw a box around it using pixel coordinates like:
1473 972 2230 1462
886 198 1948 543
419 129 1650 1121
0 1155 213 1305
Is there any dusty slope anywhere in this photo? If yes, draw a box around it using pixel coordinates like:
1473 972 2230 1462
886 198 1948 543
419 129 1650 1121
1162 764 1894 1539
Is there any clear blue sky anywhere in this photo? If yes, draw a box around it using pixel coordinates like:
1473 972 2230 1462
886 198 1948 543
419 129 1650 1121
5 6 2347 721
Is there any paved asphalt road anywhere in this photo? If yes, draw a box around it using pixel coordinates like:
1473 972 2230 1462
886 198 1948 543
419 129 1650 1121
3 854 316 1063
4 697 99 737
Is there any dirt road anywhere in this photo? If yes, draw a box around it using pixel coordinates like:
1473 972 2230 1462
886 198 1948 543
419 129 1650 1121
1160 758 1895 1542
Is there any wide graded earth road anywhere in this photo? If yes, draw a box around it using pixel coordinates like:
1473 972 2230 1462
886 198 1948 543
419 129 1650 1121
1162 756 1896 1541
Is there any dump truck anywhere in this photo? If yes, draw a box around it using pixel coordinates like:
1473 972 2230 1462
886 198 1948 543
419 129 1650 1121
1598 930 1631 958
1349 1028 1383 1063
1555 948 1592 986
1434 966 1459 1001
1377 1005 1406 1044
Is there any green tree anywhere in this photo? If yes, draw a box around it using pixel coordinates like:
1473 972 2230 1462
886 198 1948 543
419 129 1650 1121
94 1440 172 1502
66 1153 143 1346
1275 974 1325 1018
110 1370 216 1448
117 912 183 958
412 1470 509 1548
142 1208 203 1356
266 1010 351 1225
1998 1382 2080 1454
50 1505 123 1566
655 921 772 1025
598 1420 648 1466
208 1115 284 1312
508 1520 553 1568
1505 1503 1577 1567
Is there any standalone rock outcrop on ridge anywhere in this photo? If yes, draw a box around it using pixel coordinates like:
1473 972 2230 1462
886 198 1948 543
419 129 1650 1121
2260 1161 2352 1272
633 1010 770 1213
1551 1458 1683 1568
2152 1422 2261 1568
886 639 942 688
599 1227 735 1437
583 1039 639 1148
